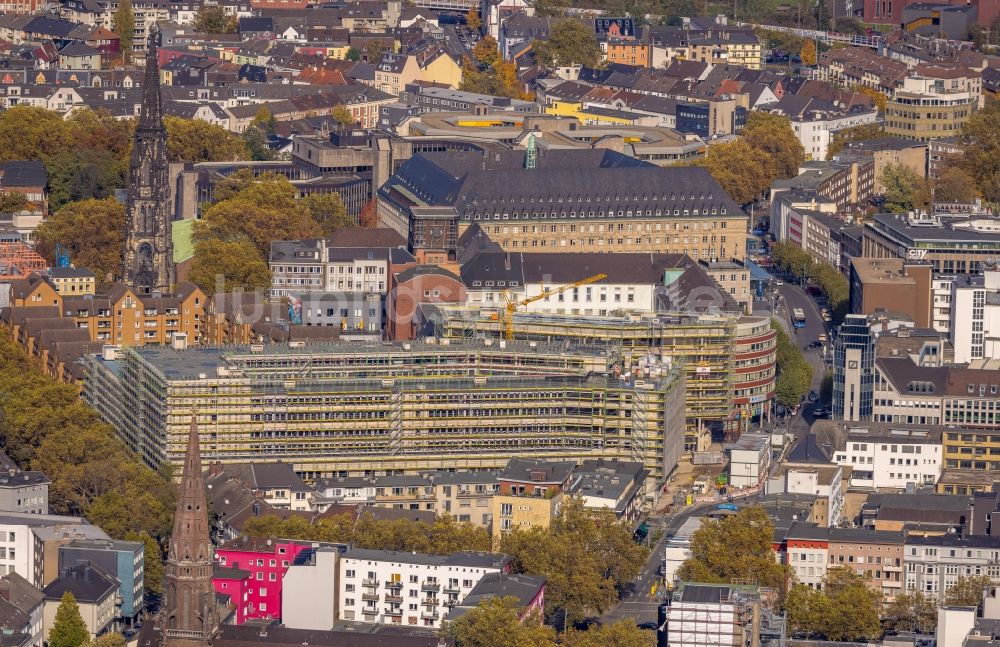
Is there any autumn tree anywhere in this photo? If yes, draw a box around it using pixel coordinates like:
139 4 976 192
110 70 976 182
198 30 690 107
678 505 789 591
301 192 354 236
562 620 656 647
533 19 601 68
931 164 976 204
786 568 881 641
164 116 250 163
93 634 127 647
851 83 887 112
881 162 931 213
800 39 817 66
0 106 78 162
944 574 993 607
742 112 805 181
193 5 236 33
883 591 937 634
466 9 481 31
33 198 125 284
695 139 772 205
473 35 501 68
331 104 355 126
48 592 89 647
187 238 271 294
113 0 134 64
501 497 648 623
0 193 26 214
959 97 1000 203
445 597 557 647
359 198 379 228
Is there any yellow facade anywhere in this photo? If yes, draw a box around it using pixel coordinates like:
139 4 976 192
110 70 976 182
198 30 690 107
326 45 351 60
490 492 562 544
51 274 96 296
420 54 462 89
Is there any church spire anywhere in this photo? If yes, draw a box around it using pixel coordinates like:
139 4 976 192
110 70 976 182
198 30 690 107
122 23 174 295
139 27 164 131
162 416 217 645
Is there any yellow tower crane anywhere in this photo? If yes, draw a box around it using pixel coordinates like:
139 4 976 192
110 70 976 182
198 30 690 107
502 273 607 340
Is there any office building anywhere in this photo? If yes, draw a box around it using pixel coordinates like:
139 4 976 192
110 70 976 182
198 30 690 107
849 258 934 328
833 315 878 422
904 535 1000 602
830 422 944 490
665 583 765 647
83 339 686 488
863 211 1000 274
58 539 144 625
884 68 981 142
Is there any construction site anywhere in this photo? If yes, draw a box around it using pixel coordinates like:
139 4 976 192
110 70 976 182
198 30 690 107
83 338 686 500
431 307 776 450
664 582 786 647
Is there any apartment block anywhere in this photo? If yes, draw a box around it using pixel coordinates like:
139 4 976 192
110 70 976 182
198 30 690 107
491 459 574 542
336 549 505 628
904 535 1000 602
831 423 943 491
58 539 144 624
214 537 315 624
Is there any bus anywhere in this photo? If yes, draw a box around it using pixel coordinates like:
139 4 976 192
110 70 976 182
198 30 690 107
792 308 807 328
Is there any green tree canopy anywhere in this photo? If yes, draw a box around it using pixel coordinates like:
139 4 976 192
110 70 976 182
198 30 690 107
678 505 789 591
532 19 601 67
562 620 656 647
301 192 354 236
786 568 881 641
193 5 236 33
944 574 993 607
446 597 557 647
48 591 89 647
881 162 931 213
934 163 978 204
187 238 271 294
742 112 805 181
331 104 355 126
33 198 125 285
500 497 648 623
112 0 134 63
165 116 250 163
883 591 937 634
93 633 127 647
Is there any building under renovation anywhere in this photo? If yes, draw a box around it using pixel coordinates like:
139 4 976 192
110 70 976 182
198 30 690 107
83 338 685 499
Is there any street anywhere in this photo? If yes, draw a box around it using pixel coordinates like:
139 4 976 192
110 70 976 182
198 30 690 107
776 282 829 444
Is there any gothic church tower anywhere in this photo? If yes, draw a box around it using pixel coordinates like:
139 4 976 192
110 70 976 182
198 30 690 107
123 27 174 294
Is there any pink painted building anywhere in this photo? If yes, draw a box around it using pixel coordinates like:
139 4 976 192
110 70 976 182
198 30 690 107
213 537 312 623
212 566 252 624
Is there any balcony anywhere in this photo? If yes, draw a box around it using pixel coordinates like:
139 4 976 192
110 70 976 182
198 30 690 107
421 598 438 607
443 584 460 594
362 578 378 587
383 607 402 617
421 610 438 621
361 607 378 616
385 594 403 604
384 580 403 590
421 582 440 592
361 593 379 602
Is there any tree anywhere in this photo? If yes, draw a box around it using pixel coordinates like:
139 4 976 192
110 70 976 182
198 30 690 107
800 39 817 66
345 46 361 62
112 0 134 64
48 591 89 647
193 5 236 33
0 192 27 214
331 104 355 126
563 620 656 647
742 112 805 181
0 106 77 162
466 9 482 31
473 36 500 68
187 238 271 294
827 122 884 159
786 568 881 641
243 107 276 161
33 198 125 284
695 139 772 205
164 116 249 163
195 175 322 255
883 591 937 634
301 192 354 236
501 497 647 623
944 574 993 607
532 0 570 16
446 597 556 647
532 19 601 68
819 369 833 404
678 506 789 591
364 41 387 63
881 162 931 213
359 198 379 228
959 97 1000 203
934 164 978 204
94 633 127 647
851 84 887 112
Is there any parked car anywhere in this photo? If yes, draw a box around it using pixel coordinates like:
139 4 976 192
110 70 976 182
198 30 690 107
813 407 830 418
807 390 818 402
808 341 822 348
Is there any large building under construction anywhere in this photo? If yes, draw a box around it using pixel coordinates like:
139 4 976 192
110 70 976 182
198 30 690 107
431 309 776 450
83 338 685 494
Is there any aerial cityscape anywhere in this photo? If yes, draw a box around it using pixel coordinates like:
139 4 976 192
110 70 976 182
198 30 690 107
0 0 996 645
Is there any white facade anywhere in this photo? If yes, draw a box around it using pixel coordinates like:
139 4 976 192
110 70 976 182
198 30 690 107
466 281 659 316
790 109 878 162
337 549 503 629
0 522 41 587
832 428 942 491
663 517 704 585
905 536 1000 603
932 275 955 334
950 268 1000 363
666 585 750 647
726 433 770 489
767 466 843 527
786 538 829 589
936 606 976 647
282 548 339 631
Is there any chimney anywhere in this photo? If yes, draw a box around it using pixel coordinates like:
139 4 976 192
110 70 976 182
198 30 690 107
504 253 511 271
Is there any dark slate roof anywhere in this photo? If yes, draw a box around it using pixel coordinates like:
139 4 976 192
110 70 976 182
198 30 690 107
0 161 46 188
23 16 77 38
42 563 118 603
382 149 741 222
449 572 545 620
394 264 460 284
679 583 732 603
238 16 273 33
499 458 575 484
219 463 312 493
214 622 441 647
